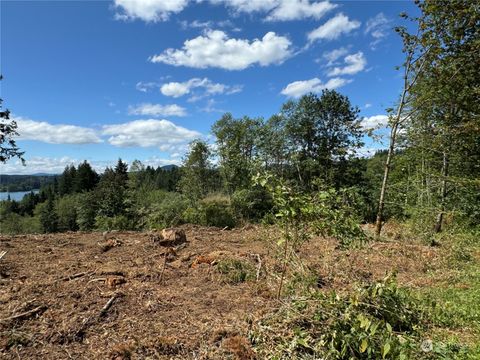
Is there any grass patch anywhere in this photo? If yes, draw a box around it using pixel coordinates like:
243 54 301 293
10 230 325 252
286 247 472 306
216 258 256 284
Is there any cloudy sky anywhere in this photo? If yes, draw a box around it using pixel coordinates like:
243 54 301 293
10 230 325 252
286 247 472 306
1 0 417 174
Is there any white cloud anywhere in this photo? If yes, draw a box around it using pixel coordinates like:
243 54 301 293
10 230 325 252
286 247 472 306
361 115 389 130
209 0 335 21
209 0 278 14
281 77 351 98
150 30 292 70
266 0 337 21
13 116 101 144
102 119 201 151
320 47 349 65
136 81 160 92
308 13 360 42
0 156 180 175
160 78 242 100
113 0 189 22
327 51 366 76
365 12 391 49
128 103 187 117
364 103 372 109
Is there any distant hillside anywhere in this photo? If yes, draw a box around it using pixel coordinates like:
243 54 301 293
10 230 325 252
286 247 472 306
0 174 57 192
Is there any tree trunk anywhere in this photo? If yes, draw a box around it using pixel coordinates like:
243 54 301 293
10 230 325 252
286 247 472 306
433 150 449 233
374 122 399 236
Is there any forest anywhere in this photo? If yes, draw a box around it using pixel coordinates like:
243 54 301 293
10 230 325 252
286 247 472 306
0 1 479 359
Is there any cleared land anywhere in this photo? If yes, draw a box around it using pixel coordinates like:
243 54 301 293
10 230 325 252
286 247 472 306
0 225 478 359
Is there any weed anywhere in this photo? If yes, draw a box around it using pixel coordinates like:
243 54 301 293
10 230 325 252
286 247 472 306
216 259 256 284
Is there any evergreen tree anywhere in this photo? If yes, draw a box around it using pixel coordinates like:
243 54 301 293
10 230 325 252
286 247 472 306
75 161 98 192
0 75 24 164
38 197 58 233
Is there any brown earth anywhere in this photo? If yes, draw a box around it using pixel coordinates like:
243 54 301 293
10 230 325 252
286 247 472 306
0 225 444 359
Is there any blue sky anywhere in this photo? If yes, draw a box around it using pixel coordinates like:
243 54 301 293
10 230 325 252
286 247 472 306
0 0 418 174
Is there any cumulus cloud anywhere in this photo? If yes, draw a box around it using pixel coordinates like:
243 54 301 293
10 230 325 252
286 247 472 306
327 51 366 76
102 119 201 151
128 103 187 117
281 77 351 98
13 116 101 144
150 30 292 70
308 13 360 42
113 0 189 22
361 115 389 130
160 78 242 100
365 12 391 49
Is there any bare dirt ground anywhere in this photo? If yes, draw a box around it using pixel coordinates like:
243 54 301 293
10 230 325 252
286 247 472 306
0 225 444 359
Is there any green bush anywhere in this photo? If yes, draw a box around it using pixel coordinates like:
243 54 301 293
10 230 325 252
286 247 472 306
146 192 189 229
216 258 256 284
95 215 134 231
0 213 41 234
201 195 236 228
183 195 236 228
231 187 273 222
251 276 447 359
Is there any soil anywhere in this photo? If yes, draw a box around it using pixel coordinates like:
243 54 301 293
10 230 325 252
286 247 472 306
0 225 444 359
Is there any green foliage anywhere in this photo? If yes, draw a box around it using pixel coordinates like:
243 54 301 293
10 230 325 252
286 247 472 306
231 187 273 222
0 75 24 164
251 276 470 359
145 192 189 229
56 194 79 232
216 258 256 284
96 167 127 217
183 195 237 228
36 198 58 233
177 139 217 202
95 214 134 231
255 172 367 297
0 212 41 234
212 113 263 192
75 191 98 231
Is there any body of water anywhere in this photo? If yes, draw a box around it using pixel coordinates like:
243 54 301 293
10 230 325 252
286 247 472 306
0 190 40 202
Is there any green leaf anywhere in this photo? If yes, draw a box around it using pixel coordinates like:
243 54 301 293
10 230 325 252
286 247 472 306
382 342 391 358
360 339 368 353
386 322 392 333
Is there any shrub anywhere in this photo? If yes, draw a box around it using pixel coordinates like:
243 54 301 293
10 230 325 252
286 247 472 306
0 213 41 234
231 187 273 222
251 276 436 359
183 195 236 228
201 195 236 228
95 215 134 231
146 192 189 229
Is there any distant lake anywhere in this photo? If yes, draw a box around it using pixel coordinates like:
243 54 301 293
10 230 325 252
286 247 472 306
0 190 40 202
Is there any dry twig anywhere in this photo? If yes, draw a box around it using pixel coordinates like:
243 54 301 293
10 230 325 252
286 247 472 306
0 305 47 323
